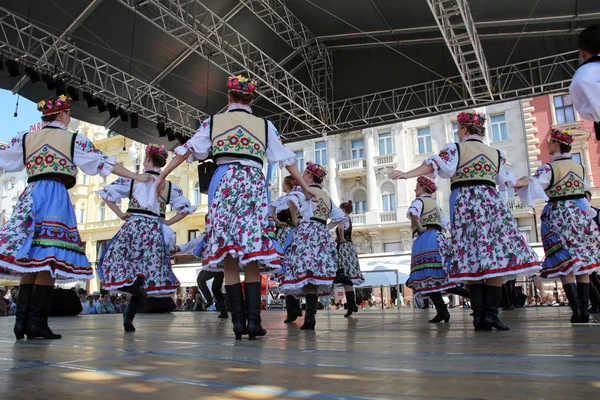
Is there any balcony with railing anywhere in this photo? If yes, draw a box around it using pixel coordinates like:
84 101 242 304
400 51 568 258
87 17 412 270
351 214 366 225
337 158 367 177
379 211 398 223
374 154 395 166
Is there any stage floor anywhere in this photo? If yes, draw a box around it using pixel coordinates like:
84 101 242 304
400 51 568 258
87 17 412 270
1 307 599 399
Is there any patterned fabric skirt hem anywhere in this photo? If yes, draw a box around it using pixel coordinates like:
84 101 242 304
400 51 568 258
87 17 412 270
411 282 458 296
349 276 365 285
279 276 334 297
201 245 282 274
0 258 94 283
103 277 179 298
337 242 365 284
449 262 541 282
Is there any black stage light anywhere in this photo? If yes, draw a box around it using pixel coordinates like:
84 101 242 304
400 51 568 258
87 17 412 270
117 107 128 122
165 127 175 141
94 98 107 113
82 91 95 107
156 121 166 137
175 132 187 145
0 59 4 70
42 73 55 90
5 59 19 76
24 67 40 83
130 112 139 128
54 79 66 96
66 86 79 102
107 102 118 118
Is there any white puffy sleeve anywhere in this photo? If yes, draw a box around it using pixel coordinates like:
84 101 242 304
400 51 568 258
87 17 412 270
174 118 211 163
0 134 26 173
569 63 600 122
73 134 116 176
169 183 197 216
287 188 306 211
425 143 459 179
96 177 131 202
329 202 345 223
496 149 517 188
518 164 552 207
407 199 423 219
265 120 297 168
176 233 205 254
271 195 289 213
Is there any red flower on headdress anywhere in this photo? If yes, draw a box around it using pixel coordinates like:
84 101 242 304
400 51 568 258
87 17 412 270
550 129 574 145
417 176 437 193
457 111 486 126
306 161 327 179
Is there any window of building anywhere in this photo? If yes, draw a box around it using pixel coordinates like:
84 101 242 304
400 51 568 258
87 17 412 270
499 187 516 201
351 139 365 159
352 189 368 214
384 242 403 253
193 182 201 205
294 151 305 173
79 209 85 224
188 230 200 241
417 127 432 154
378 132 393 155
381 182 396 212
134 157 141 173
490 114 508 142
315 141 327 165
554 94 576 125
96 240 110 262
98 202 105 221
82 174 87 185
452 122 459 142
572 153 582 163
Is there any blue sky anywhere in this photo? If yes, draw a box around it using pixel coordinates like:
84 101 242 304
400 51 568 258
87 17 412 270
0 89 39 143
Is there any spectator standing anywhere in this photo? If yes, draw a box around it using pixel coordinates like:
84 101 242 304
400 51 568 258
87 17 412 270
81 295 99 315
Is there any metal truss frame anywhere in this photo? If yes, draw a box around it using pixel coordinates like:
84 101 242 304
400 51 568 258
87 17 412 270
272 51 579 142
425 0 493 103
0 7 206 133
116 0 330 136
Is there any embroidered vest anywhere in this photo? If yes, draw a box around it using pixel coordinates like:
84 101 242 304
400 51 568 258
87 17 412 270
210 110 268 166
22 127 77 189
546 159 585 201
309 185 332 225
127 176 172 218
335 219 353 242
450 141 501 190
411 197 442 235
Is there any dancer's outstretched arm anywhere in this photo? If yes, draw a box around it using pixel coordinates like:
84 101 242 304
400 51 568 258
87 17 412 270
389 162 434 180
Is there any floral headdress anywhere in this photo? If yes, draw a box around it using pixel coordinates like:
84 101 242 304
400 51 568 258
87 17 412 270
227 75 258 94
145 144 169 160
457 111 486 127
37 95 72 115
550 128 574 145
417 176 437 193
306 161 327 179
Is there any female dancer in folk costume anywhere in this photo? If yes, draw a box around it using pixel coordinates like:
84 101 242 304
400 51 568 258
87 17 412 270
390 111 540 331
406 176 456 323
279 162 345 330
0 96 150 340
271 176 305 323
333 201 365 318
156 76 314 340
516 129 600 323
97 144 196 332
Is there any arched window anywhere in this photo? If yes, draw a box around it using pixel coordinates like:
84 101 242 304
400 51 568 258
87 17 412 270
352 189 367 214
193 182 201 205
381 182 396 212
98 202 106 222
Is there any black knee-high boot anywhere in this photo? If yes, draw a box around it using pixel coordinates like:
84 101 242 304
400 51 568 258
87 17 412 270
245 282 267 340
120 277 148 300
301 294 318 330
577 283 593 323
13 284 34 340
502 281 514 311
26 285 61 339
344 291 358 318
468 284 487 331
563 283 582 323
482 286 510 331
284 295 300 323
297 298 303 316
225 283 246 340
589 278 600 314
123 295 143 332
428 292 450 323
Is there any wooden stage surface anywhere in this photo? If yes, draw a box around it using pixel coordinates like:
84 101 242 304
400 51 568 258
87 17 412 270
1 307 599 399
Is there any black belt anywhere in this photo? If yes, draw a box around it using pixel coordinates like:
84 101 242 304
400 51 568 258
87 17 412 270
310 217 327 225
126 208 160 217
548 194 585 202
450 180 495 191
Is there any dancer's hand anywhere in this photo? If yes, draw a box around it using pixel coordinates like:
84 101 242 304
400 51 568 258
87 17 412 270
135 173 154 183
118 212 131 221
388 169 406 180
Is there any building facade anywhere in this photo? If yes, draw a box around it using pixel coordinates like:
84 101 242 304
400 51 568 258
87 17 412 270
0 139 28 228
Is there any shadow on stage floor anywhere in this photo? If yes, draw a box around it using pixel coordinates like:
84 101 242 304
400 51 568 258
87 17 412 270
1 307 599 399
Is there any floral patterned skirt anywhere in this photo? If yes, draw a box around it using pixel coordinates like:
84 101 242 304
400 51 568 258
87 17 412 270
336 242 365 285
446 186 540 282
98 214 179 297
539 199 600 278
279 221 337 297
275 225 294 249
202 164 282 273
0 181 93 282
406 230 456 295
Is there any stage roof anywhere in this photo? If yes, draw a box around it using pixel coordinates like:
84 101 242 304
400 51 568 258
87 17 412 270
0 0 598 145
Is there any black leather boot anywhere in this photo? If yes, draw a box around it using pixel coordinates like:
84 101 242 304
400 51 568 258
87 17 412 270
284 295 300 323
344 291 358 318
563 283 582 323
120 277 148 300
502 281 514 310
428 292 450 323
25 285 61 339
468 284 488 331
301 294 318 330
225 283 246 340
245 282 267 340
13 284 33 340
297 298 303 316
482 286 510 331
589 278 600 314
216 298 228 319
577 283 594 323
123 295 143 332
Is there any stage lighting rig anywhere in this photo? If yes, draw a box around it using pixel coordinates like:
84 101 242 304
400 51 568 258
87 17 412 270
94 98 107 113
165 127 175 141
107 102 118 118
24 67 40 83
54 79 66 96
117 107 129 122
156 121 166 137
66 86 79 102
41 74 55 90
5 60 19 76
82 91 95 108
